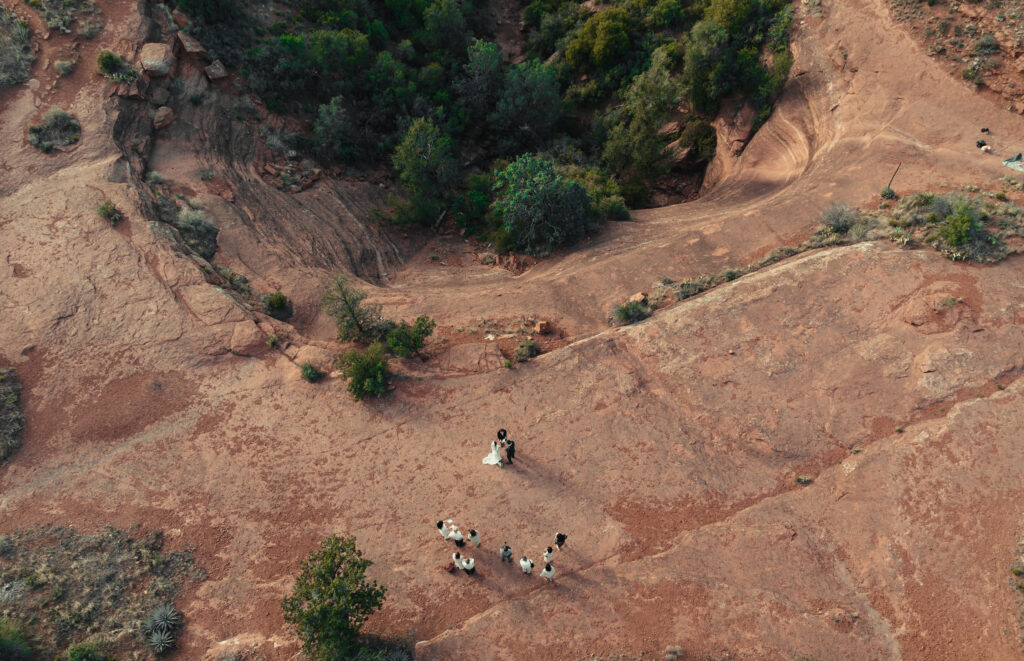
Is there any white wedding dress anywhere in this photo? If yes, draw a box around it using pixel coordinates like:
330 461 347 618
482 440 503 465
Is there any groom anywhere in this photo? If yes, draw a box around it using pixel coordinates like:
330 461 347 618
498 429 515 465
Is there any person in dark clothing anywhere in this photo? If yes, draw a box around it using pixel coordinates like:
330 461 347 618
504 438 515 464
554 532 567 549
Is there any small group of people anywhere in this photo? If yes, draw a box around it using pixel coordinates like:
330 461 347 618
439 519 567 583
482 429 516 468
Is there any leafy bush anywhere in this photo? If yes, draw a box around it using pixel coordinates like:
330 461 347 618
98 200 122 225
514 338 540 362
313 96 357 163
67 642 113 661
321 274 386 343
300 362 325 383
612 300 652 325
385 316 435 358
0 368 24 464
147 630 175 655
0 618 34 661
939 199 979 247
339 342 388 401
174 209 219 260
281 535 386 660
819 203 858 234
0 6 34 89
880 186 896 200
488 59 562 155
391 118 458 224
262 291 293 321
491 154 596 254
28 107 81 152
55 59 74 76
96 50 137 81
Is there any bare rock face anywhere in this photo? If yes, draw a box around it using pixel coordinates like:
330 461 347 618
713 96 757 155
230 320 266 356
150 86 170 106
139 43 175 77
204 60 228 80
170 8 189 27
152 106 175 130
437 342 506 373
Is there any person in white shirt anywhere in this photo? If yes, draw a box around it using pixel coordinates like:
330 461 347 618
468 529 481 547
452 551 462 569
520 556 534 574
543 546 553 563
437 520 450 540
450 525 465 547
540 563 555 582
461 556 475 575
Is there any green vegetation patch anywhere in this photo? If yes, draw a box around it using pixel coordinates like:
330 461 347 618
0 367 24 464
0 6 33 89
28 107 81 152
0 525 204 660
27 0 103 36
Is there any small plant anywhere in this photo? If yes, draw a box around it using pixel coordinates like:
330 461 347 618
146 629 175 655
189 93 203 106
96 50 137 81
55 60 74 76
147 171 165 184
936 296 958 310
880 187 897 200
267 334 279 349
262 291 293 320
514 338 540 362
199 168 214 181
895 426 905 433
795 475 813 485
0 618 34 660
939 199 978 247
28 106 81 152
338 342 388 401
612 300 652 325
67 641 112 661
321 274 386 344
503 359 512 368
819 203 859 234
0 7 35 90
142 603 183 636
97 200 122 225
300 362 325 383
385 316 435 358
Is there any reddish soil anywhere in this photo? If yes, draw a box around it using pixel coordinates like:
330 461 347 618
3 0 1024 659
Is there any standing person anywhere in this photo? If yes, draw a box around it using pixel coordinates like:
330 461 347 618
543 546 553 563
520 556 534 574
437 520 450 540
468 529 481 547
540 563 555 582
482 438 503 468
503 435 515 465
452 551 463 570
554 532 567 550
500 543 513 563
461 556 476 575
450 525 465 547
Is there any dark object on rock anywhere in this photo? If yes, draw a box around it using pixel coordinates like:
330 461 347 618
981 127 990 133
977 140 987 148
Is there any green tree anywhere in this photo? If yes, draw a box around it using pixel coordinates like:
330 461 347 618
602 48 682 197
421 0 468 55
0 619 34 661
491 154 596 254
564 9 633 71
940 198 979 246
455 39 503 115
489 60 561 154
339 342 390 400
321 274 385 343
281 536 386 660
385 316 436 357
392 118 458 223
314 96 357 163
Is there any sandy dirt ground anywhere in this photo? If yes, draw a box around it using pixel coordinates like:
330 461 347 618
3 0 1024 659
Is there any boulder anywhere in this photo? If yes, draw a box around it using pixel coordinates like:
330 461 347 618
171 8 190 27
153 106 175 130
230 320 266 356
176 31 206 56
294 345 335 372
204 60 228 80
139 43 176 77
627 292 648 305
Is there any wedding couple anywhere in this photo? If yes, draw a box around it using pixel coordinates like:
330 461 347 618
482 429 516 467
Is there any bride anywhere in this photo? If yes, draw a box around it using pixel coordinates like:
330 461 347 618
482 439 503 467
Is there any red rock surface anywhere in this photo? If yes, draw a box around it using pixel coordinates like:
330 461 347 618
2 0 1024 659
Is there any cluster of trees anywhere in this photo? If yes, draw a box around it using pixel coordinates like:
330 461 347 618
182 0 792 253
321 274 436 400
